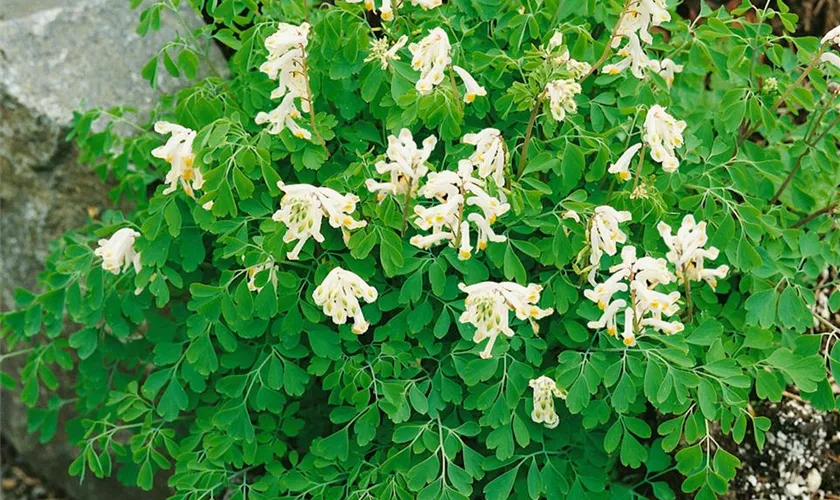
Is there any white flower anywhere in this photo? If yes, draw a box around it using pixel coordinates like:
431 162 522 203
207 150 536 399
365 35 408 69
409 28 452 95
246 260 278 292
648 58 684 87
459 281 553 359
312 267 378 334
380 0 394 20
545 79 582 121
410 0 442 9
562 210 581 223
822 25 840 47
202 200 214 211
409 160 509 259
272 182 367 260
643 104 686 173
257 22 313 139
588 205 632 283
152 121 202 197
615 0 671 47
621 307 636 346
547 31 565 51
588 299 627 337
608 143 642 182
366 128 437 200
529 376 566 429
452 65 487 103
566 59 592 79
657 215 729 289
602 33 651 79
584 272 629 311
463 128 508 186
95 228 141 275
820 52 840 71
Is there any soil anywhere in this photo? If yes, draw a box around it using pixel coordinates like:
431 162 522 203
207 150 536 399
0 434 67 500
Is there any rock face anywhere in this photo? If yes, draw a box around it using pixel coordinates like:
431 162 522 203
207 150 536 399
0 1 226 499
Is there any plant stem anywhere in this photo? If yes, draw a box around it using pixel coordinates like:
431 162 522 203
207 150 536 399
516 91 546 179
580 0 631 81
631 144 647 193
682 270 694 323
301 54 330 157
792 201 838 228
447 65 463 114
400 184 412 235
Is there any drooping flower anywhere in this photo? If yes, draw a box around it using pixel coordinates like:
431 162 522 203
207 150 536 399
463 128 508 187
272 181 367 260
820 52 840 71
152 121 202 197
365 35 408 69
588 205 632 283
822 25 840 47
95 228 142 275
608 143 643 182
409 28 452 95
657 215 729 289
312 267 378 334
452 65 487 103
614 0 671 47
602 33 651 79
648 58 684 87
410 160 509 259
545 79 582 121
246 259 278 292
256 22 313 139
643 105 686 173
366 128 437 201
562 210 581 223
459 281 553 359
529 376 566 429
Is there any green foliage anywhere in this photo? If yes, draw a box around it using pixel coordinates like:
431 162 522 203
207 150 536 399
2 0 840 499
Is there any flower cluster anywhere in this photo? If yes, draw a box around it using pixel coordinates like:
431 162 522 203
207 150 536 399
615 0 671 46
544 31 592 80
458 281 553 359
587 205 632 284
409 28 484 100
643 105 686 172
658 215 729 289
366 128 437 201
272 181 367 260
152 121 202 197
462 128 508 188
364 35 408 69
312 267 379 334
529 376 566 429
409 160 509 259
545 79 582 122
586 244 682 347
95 228 142 275
255 22 313 139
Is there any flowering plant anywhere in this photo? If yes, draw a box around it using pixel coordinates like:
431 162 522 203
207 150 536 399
3 1 840 499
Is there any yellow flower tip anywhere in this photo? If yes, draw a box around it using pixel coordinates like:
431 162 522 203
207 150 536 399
478 241 487 250
377 193 385 202
623 336 635 347
459 249 471 260
529 306 540 317
435 214 444 222
364 0 374 9
465 93 476 103
598 300 606 310
184 155 194 167
607 326 617 337
477 154 485 161
381 11 393 20
294 130 307 138
343 216 354 227
619 171 630 181
488 215 496 224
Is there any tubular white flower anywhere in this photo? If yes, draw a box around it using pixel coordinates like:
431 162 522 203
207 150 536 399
545 79 582 121
822 25 840 47
649 58 684 87
452 65 487 103
602 33 651 79
366 128 437 201
380 0 394 20
587 298 627 337
547 31 564 51
459 281 553 359
272 182 367 260
820 52 840 71
246 260 278 292
566 59 592 79
410 0 443 9
614 0 671 47
365 35 408 69
95 228 141 275
409 28 451 95
152 121 202 197
410 160 509 258
658 215 729 289
463 128 508 186
584 272 629 311
621 307 636 346
608 143 642 182
643 105 686 173
529 376 566 429
588 205 632 283
562 210 581 223
257 22 313 139
312 267 378 334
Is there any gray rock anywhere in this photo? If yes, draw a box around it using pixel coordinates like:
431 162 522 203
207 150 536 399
0 1 226 499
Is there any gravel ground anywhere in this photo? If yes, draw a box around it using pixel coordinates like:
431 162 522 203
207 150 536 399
1 434 66 500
